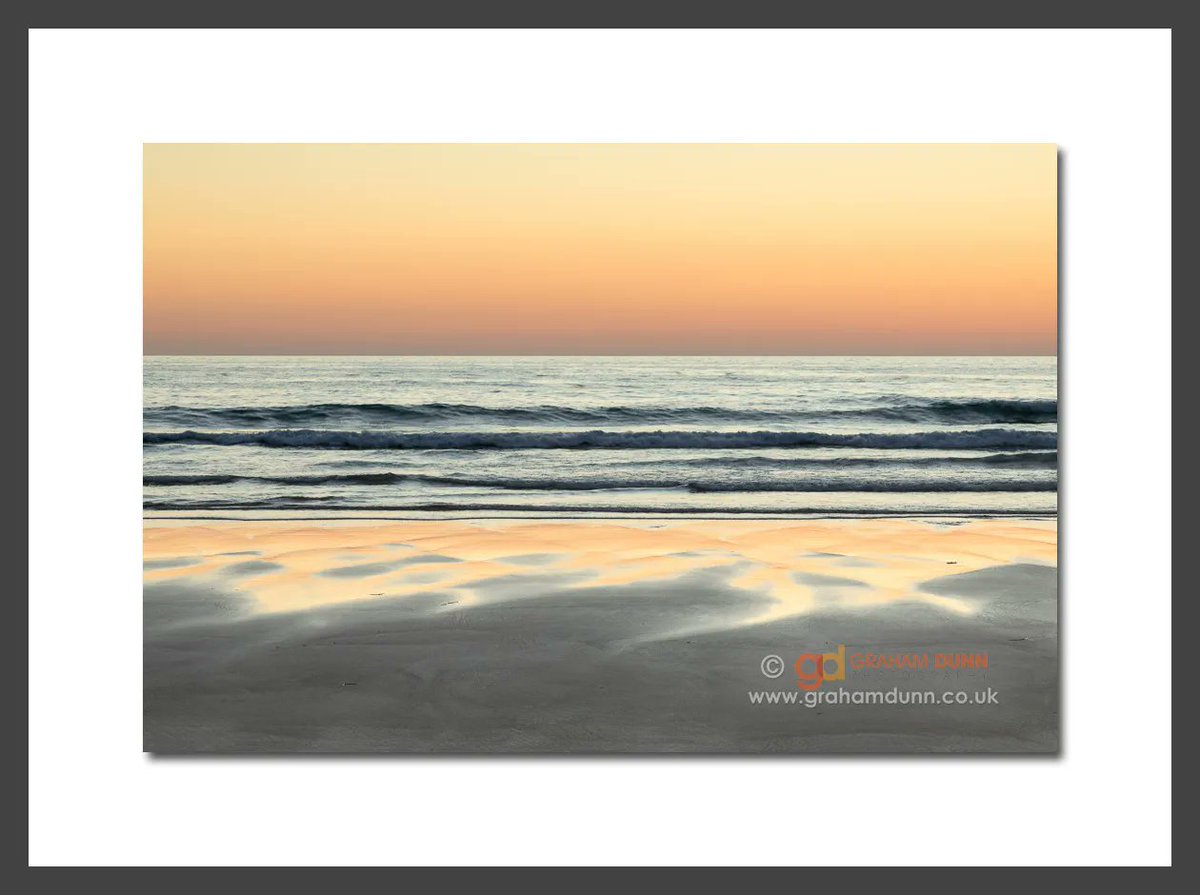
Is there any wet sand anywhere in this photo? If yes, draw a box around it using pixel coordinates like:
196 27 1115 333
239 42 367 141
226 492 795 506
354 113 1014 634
144 518 1058 753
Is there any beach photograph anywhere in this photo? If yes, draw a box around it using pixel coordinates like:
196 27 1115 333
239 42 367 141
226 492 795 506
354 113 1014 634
143 144 1058 753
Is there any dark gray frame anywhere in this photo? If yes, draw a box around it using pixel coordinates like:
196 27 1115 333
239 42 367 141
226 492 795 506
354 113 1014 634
13 10 1182 876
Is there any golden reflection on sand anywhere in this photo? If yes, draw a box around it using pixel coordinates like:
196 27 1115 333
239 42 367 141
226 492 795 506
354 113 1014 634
144 518 1057 621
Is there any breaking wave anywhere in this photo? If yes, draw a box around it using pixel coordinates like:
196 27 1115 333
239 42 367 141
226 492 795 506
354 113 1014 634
144 428 1057 451
143 398 1056 428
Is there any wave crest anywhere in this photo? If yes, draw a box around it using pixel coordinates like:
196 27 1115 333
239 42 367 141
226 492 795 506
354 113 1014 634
144 428 1057 451
143 398 1057 428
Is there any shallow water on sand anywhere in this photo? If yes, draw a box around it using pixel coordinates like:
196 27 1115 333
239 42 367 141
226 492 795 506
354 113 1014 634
144 517 1057 619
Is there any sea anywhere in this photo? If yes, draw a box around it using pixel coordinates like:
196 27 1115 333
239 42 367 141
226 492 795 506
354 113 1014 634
143 356 1057 518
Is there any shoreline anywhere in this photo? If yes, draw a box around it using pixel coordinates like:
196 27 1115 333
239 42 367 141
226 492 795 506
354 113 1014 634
144 510 1059 522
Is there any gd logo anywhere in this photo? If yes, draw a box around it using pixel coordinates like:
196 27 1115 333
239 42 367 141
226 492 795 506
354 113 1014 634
795 645 846 691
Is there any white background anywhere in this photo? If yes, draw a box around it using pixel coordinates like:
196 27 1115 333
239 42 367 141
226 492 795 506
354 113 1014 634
28 29 1171 866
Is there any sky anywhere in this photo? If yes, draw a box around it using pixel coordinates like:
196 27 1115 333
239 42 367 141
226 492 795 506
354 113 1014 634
144 144 1057 355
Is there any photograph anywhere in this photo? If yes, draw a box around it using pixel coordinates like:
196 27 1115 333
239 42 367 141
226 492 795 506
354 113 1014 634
142 143 1059 753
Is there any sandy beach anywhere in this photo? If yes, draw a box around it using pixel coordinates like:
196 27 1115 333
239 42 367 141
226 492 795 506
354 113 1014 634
144 517 1058 753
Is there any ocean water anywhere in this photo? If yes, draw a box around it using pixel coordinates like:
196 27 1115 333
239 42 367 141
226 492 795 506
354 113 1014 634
143 356 1057 518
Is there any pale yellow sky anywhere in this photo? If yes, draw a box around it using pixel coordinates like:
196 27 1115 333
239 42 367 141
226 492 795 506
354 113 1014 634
144 144 1057 354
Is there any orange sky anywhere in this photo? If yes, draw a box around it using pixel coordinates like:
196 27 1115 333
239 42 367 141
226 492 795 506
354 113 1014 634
143 144 1057 355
